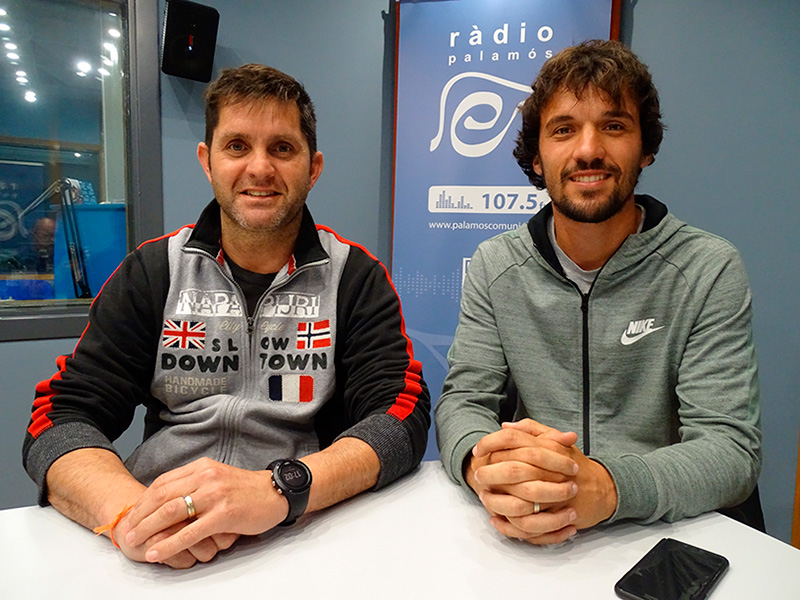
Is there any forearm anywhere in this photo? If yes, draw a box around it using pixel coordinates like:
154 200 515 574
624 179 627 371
46 447 145 530
599 435 760 524
301 437 381 513
336 256 431 486
435 355 507 487
435 245 514 486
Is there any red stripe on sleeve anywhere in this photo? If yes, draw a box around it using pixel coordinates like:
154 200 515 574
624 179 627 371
317 225 425 422
387 359 424 420
27 355 69 438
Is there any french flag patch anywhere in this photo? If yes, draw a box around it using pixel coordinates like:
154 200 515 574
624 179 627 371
269 374 314 403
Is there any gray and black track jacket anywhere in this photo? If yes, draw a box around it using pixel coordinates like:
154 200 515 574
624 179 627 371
24 201 430 503
435 195 761 525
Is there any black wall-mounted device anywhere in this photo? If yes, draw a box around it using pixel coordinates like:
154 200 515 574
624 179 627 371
160 0 220 83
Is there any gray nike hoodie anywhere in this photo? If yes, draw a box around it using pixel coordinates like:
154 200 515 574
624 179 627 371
435 195 761 524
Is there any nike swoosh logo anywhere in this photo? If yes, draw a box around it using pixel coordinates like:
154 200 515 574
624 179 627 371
620 326 665 346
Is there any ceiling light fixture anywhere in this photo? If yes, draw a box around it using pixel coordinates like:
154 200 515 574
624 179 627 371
24 90 36 102
108 28 121 38
7 51 19 59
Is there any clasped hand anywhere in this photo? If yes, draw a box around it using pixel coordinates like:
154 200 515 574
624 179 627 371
115 457 288 568
467 419 617 545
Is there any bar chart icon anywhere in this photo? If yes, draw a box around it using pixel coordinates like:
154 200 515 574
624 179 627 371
435 189 473 210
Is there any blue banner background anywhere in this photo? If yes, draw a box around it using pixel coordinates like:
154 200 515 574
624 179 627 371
392 0 612 457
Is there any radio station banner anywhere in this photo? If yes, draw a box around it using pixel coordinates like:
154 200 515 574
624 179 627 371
391 0 613 455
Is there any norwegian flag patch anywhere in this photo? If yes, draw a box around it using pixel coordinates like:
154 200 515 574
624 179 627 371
269 374 314 403
297 319 331 350
162 319 206 350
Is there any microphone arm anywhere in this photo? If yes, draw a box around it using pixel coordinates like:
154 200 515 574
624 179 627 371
18 178 93 298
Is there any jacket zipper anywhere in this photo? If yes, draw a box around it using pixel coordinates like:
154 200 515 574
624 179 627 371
535 220 625 457
580 292 591 456
561 274 593 456
186 248 325 463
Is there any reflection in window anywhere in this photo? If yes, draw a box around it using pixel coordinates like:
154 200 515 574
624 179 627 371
0 0 128 305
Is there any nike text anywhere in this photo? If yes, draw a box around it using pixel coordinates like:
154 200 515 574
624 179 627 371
620 318 665 346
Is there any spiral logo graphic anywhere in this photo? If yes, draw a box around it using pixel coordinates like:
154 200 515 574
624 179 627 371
0 201 23 242
429 72 532 158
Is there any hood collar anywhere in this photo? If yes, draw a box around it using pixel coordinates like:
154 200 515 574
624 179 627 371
185 199 329 270
527 194 671 276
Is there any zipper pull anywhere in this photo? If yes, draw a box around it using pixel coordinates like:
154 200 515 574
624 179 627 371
581 293 589 312
247 316 254 336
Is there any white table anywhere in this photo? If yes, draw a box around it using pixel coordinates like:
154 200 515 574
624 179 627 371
2 462 798 599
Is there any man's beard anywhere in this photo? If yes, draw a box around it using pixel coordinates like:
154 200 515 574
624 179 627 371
546 159 641 224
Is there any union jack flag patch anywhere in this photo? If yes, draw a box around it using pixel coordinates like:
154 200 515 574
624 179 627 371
297 319 331 350
162 319 206 350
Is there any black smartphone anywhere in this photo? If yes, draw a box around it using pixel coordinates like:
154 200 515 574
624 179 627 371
614 538 729 600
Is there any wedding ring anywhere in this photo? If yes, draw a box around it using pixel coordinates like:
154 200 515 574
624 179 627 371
533 501 541 514
183 494 196 519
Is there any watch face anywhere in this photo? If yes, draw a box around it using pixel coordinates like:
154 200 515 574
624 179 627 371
279 462 310 491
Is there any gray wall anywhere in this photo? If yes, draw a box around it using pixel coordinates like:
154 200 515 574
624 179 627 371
2 0 797 544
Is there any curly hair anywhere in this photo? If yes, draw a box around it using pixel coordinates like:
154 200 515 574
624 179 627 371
513 40 664 189
203 63 317 155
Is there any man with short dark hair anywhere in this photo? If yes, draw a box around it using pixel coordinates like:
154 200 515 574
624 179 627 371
435 40 761 545
23 64 430 568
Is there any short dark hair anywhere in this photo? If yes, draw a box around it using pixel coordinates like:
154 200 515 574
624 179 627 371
514 40 664 188
203 63 317 155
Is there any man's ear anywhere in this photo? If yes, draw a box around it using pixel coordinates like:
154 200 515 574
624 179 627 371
641 153 655 168
309 151 324 190
197 142 213 184
533 155 543 176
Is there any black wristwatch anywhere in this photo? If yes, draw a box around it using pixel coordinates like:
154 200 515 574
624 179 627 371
267 459 312 526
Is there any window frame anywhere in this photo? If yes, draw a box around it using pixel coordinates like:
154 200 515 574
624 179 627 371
0 0 163 342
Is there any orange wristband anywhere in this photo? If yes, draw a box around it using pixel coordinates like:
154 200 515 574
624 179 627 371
93 505 133 548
